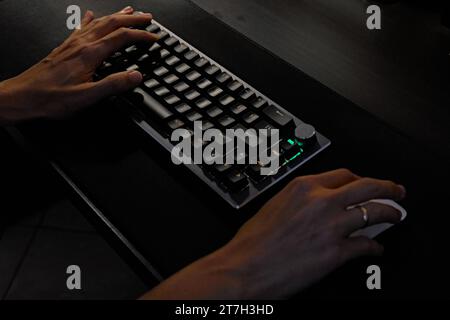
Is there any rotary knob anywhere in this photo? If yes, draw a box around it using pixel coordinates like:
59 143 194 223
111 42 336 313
295 123 317 145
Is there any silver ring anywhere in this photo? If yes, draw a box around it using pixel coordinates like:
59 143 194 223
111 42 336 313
359 205 369 227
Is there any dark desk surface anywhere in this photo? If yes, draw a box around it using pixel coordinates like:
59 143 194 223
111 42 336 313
1 0 450 299
192 0 450 160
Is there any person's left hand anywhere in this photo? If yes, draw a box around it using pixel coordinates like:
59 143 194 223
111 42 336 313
0 6 157 124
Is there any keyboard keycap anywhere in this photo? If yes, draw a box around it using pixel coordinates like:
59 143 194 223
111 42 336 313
186 111 203 122
185 89 201 101
224 170 249 192
218 116 236 128
173 81 190 93
232 123 248 132
164 37 179 47
154 86 171 97
230 104 247 115
216 72 232 84
242 112 259 124
125 45 138 54
197 78 212 90
240 88 255 101
195 57 209 68
156 30 169 41
184 50 199 61
160 49 170 59
97 62 114 77
212 164 233 177
175 103 191 114
174 43 188 54
281 139 301 160
219 95 235 106
175 63 191 74
126 63 139 71
246 162 270 183
228 80 243 92
205 65 220 76
208 86 224 98
154 66 169 77
165 56 180 66
186 71 201 82
133 88 173 120
251 97 268 109
168 118 185 130
202 121 215 131
163 74 179 85
137 53 150 62
263 105 295 132
164 95 181 106
206 106 223 118
196 98 212 109
255 120 277 132
146 24 160 33
144 79 160 90
149 43 161 53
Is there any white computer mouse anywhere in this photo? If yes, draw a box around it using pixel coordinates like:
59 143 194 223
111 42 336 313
349 199 407 239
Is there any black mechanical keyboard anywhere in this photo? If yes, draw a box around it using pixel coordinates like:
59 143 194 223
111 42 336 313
96 19 331 209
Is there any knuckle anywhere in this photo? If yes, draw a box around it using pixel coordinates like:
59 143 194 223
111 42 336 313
108 15 121 26
292 177 313 192
118 27 131 38
92 17 102 25
78 43 95 57
337 168 353 176
360 178 380 192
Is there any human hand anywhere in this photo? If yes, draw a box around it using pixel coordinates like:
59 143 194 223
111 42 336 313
0 6 157 124
220 169 405 299
143 169 406 300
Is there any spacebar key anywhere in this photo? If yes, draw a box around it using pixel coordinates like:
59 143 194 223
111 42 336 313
133 88 173 120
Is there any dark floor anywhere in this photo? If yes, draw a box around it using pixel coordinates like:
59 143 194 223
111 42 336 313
0 130 149 300
0 199 149 300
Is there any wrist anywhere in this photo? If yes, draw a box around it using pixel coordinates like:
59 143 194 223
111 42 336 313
0 80 19 125
200 243 250 300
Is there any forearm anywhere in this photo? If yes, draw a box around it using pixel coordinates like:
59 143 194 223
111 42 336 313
140 245 248 300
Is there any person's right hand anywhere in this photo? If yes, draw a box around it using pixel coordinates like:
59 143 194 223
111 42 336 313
220 169 405 299
144 169 406 300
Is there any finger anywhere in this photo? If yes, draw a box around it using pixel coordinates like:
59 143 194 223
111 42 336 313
311 169 360 189
336 202 402 236
90 13 153 39
340 237 384 263
334 178 406 206
116 6 134 15
75 70 143 106
92 28 158 63
81 10 95 28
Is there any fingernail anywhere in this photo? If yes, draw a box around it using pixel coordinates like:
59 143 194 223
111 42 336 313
128 71 143 83
121 6 133 13
136 11 152 17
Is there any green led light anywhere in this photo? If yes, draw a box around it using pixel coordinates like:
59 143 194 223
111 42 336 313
287 139 295 146
289 151 303 161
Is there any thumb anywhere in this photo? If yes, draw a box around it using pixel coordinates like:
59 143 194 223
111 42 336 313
71 71 142 110
89 70 143 100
